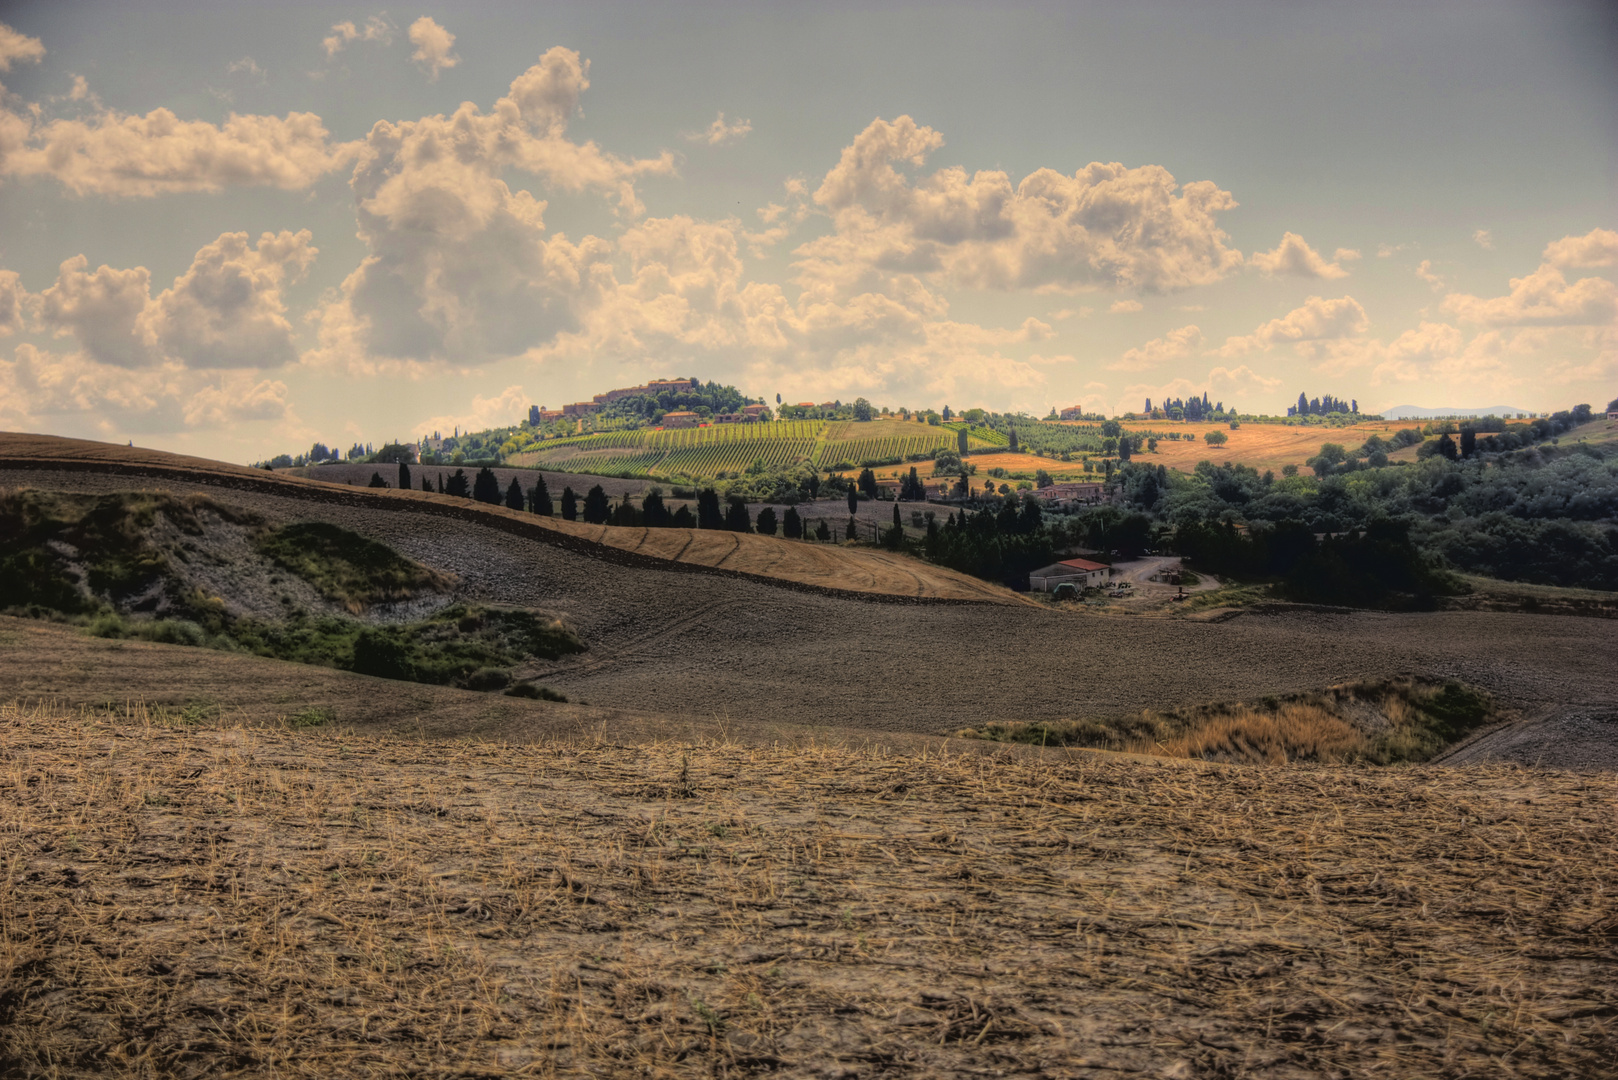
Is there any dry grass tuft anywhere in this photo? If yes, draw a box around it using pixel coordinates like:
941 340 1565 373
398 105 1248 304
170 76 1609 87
960 677 1506 765
3 698 1614 1077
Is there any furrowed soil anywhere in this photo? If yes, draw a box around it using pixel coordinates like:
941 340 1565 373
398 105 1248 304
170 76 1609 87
3 435 1616 747
0 434 1017 605
4 701 1613 1078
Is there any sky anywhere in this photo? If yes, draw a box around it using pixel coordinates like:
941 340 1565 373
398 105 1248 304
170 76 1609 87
0 0 1614 462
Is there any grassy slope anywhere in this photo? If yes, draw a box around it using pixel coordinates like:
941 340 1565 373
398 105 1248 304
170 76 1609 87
4 698 1613 1078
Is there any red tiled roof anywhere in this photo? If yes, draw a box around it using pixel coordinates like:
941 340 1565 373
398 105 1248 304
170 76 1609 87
1058 558 1108 572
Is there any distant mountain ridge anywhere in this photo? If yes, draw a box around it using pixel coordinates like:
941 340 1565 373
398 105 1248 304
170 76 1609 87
1382 404 1528 420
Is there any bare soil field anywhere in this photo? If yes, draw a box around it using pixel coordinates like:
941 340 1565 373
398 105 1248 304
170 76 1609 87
0 434 1016 605
4 437 1617 750
4 700 1613 1078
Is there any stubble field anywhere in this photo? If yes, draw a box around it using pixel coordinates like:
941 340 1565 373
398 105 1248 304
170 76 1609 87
4 700 1614 1078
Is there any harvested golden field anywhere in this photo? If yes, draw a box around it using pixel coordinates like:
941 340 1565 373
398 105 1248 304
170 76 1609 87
0 433 1021 605
4 700 1614 1078
1118 421 1404 475
844 450 1090 484
840 421 1408 479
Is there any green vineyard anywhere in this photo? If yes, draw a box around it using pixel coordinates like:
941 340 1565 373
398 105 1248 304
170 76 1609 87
507 418 994 480
943 422 1010 446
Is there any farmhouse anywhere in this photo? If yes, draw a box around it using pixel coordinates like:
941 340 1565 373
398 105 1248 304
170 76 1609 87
661 411 701 429
1028 557 1112 592
1034 481 1104 507
562 401 599 417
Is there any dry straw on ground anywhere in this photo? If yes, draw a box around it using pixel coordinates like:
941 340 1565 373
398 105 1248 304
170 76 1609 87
3 699 1614 1078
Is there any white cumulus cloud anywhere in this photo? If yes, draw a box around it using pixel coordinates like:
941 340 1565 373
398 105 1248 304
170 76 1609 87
1249 232 1354 279
1107 324 1202 372
1443 263 1618 327
323 16 393 58
306 48 674 372
2 105 356 197
0 21 45 75
803 116 1244 296
1218 296 1369 357
1 343 292 431
0 268 29 336
408 17 459 81
37 230 317 369
1542 227 1618 269
688 111 752 146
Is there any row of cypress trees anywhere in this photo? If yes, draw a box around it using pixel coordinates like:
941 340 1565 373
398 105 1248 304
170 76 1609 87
385 464 840 541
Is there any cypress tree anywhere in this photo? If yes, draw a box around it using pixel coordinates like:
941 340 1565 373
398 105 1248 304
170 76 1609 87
724 497 752 532
504 477 525 510
673 504 696 528
472 467 501 503
582 484 610 524
697 489 723 529
368 471 389 488
1008 427 1019 453
436 474 445 494
1438 433 1459 461
421 476 433 492
530 474 553 516
1460 428 1477 458
399 461 411 490
957 426 969 455
756 506 778 536
561 486 578 520
446 469 470 498
892 503 901 528
847 487 858 516
846 517 858 541
1118 434 1132 461
642 487 668 526
782 505 802 539
816 519 832 542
